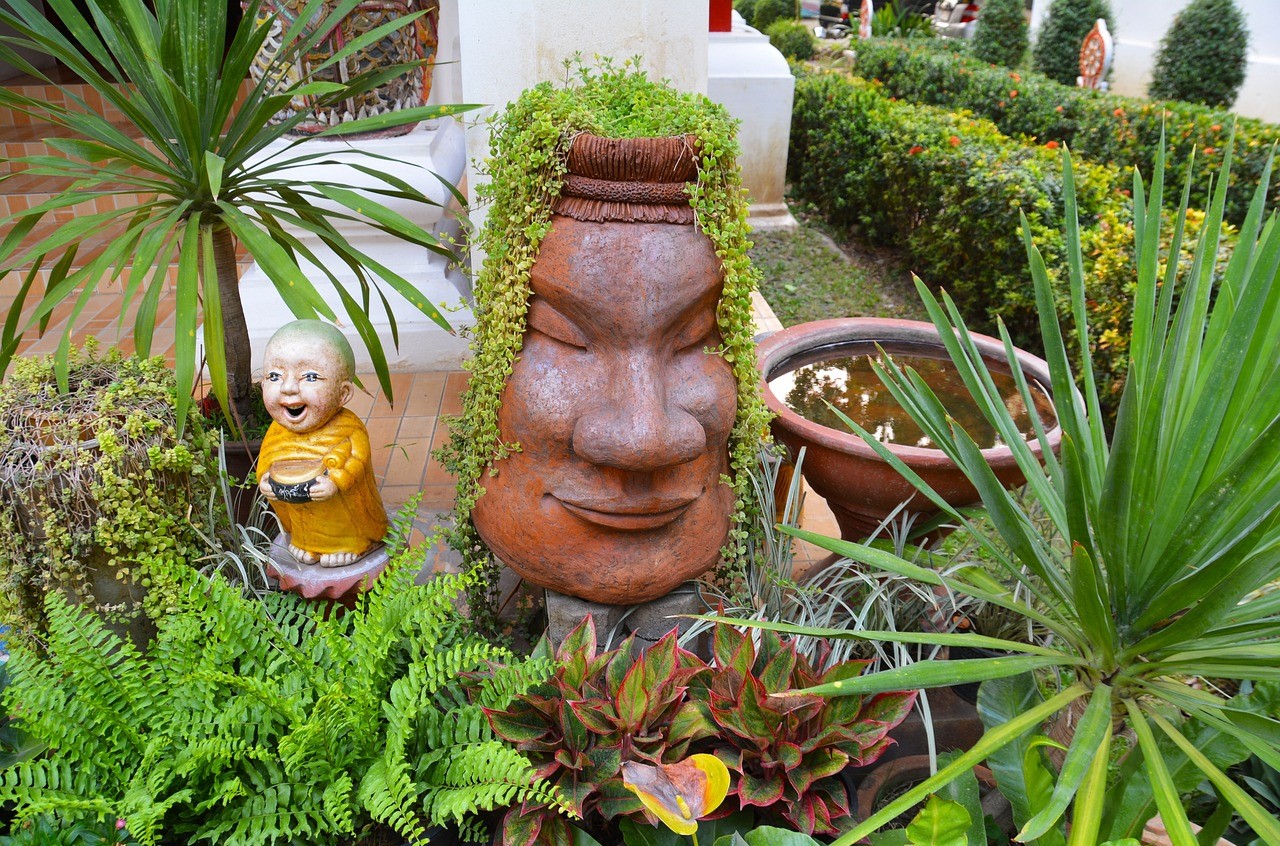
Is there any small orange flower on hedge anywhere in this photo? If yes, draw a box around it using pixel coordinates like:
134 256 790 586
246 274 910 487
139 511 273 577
1211 124 1222 132
908 145 924 155
1010 72 1021 82
1045 140 1059 150
1055 105 1064 113
1010 89 1018 98
949 135 961 146
1204 146 1216 155
1114 107 1125 117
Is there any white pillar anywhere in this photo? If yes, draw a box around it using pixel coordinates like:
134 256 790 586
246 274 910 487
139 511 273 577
708 12 798 231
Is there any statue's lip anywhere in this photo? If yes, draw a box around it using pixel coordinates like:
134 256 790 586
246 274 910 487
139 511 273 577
554 495 695 531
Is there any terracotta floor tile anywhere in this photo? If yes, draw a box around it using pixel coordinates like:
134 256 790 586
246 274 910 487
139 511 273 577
423 419 458 486
363 416 402 482
346 388 376 419
396 413 438 439
366 372 415 417
383 434 432 488
440 370 468 416
404 371 446 417
415 483 457 514
379 485 422 512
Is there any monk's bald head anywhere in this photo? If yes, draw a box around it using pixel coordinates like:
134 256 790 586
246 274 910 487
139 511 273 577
265 320 356 383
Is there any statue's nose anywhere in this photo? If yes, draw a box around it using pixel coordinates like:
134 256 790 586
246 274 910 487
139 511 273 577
572 356 705 471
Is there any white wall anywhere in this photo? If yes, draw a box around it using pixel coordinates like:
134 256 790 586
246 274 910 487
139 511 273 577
1030 0 1280 122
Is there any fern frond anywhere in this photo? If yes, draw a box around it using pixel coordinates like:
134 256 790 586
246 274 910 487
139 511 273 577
359 756 427 845
418 740 571 826
470 658 558 710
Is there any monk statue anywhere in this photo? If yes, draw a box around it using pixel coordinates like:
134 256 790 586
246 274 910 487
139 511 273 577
257 320 388 567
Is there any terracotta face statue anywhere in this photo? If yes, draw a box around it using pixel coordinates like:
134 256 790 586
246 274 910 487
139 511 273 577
256 320 388 567
471 220 737 604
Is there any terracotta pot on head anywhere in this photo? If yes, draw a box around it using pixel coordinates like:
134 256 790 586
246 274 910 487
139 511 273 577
471 134 738 606
757 318 1061 544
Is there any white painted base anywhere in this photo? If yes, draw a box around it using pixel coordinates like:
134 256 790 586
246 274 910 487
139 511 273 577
708 16 799 233
229 118 475 375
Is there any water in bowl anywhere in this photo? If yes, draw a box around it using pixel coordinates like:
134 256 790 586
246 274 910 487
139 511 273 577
768 342 1055 449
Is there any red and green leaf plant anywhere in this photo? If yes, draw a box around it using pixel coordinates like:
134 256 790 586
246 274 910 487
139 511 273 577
689 626 917 837
485 617 714 846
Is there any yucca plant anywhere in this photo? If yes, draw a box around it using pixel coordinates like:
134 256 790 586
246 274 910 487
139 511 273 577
0 0 472 431
729 139 1280 845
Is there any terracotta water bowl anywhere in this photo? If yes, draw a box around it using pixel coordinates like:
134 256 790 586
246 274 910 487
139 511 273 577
756 318 1061 543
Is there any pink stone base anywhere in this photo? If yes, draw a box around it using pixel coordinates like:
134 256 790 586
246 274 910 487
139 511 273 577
267 533 390 605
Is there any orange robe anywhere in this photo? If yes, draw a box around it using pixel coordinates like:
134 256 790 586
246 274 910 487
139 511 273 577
257 408 388 556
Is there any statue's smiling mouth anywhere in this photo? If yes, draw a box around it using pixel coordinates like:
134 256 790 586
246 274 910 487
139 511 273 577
554 495 695 531
284 404 307 420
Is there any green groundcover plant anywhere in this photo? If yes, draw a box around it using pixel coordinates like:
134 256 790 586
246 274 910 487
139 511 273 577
723 141 1280 845
0 0 474 431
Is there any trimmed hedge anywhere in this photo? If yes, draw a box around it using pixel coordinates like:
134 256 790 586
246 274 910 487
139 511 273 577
787 65 1240 420
788 66 1122 345
971 0 1029 69
766 20 816 61
1149 0 1250 109
1032 0 1115 86
847 38 1280 226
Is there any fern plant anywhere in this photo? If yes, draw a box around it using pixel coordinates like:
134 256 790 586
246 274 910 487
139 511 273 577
1 550 564 845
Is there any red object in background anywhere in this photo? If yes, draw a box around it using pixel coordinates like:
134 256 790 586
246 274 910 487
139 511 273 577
960 1 980 23
710 0 732 31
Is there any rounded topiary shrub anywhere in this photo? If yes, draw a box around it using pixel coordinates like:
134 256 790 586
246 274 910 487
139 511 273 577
752 0 792 32
766 19 816 60
971 0 1029 68
1032 0 1115 85
1148 0 1250 108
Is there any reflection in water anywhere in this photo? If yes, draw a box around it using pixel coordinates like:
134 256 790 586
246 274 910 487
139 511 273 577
769 344 1055 449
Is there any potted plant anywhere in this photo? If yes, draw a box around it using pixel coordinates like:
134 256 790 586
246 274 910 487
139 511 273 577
0 0 471 433
723 143 1280 844
0 342 224 646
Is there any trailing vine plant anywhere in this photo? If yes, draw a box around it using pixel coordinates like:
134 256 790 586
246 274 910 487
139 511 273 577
0 341 223 642
440 58 771 629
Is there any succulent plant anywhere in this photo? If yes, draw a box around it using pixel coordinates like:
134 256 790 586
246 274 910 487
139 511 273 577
690 626 917 836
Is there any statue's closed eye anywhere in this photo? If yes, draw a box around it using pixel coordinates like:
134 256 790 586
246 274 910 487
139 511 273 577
527 297 589 349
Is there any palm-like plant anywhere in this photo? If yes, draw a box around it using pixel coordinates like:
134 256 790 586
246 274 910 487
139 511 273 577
0 0 471 430
740 142 1280 845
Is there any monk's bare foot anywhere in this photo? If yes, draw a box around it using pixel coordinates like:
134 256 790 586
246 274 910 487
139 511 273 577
289 544 320 565
319 551 360 568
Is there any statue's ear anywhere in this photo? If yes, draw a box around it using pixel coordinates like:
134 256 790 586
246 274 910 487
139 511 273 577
339 380 355 407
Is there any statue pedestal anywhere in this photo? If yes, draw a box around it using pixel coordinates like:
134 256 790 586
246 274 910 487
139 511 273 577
233 117 474 375
544 582 710 655
708 16 798 231
268 533 391 607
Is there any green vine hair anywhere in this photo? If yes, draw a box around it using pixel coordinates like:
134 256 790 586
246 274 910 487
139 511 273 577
439 58 771 628
0 547 565 845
